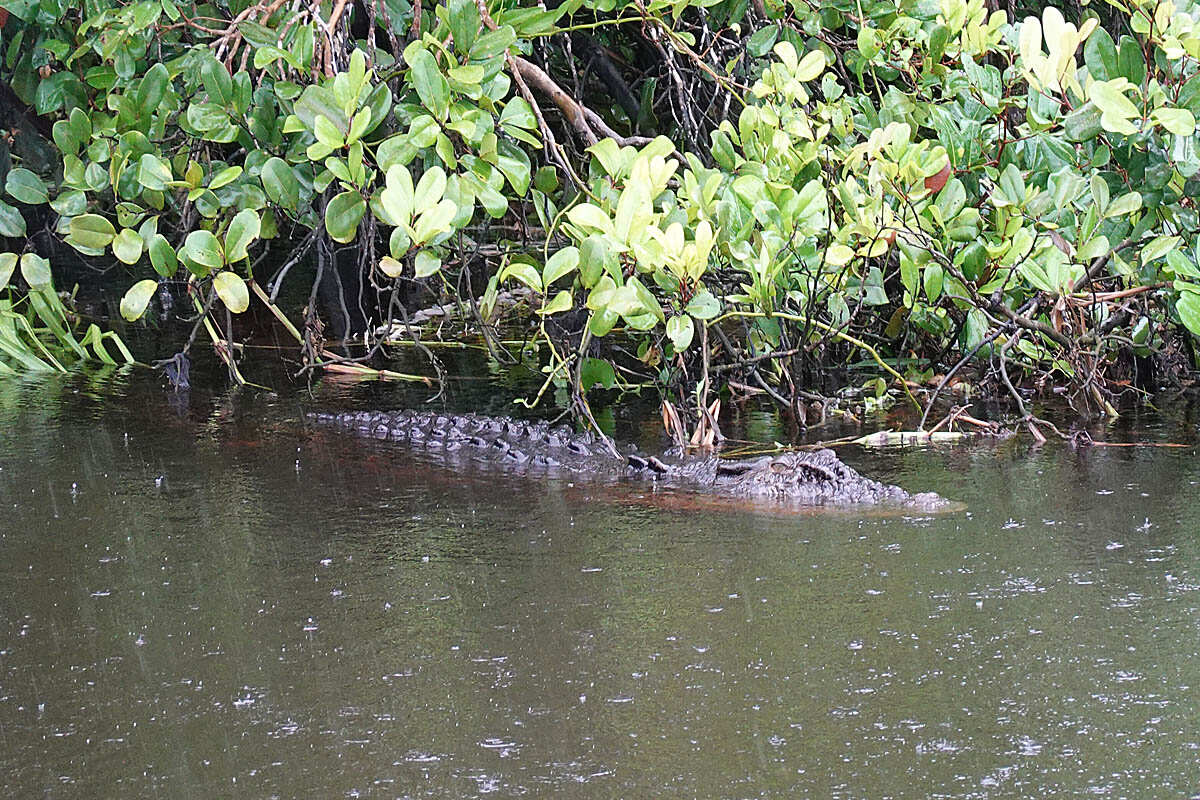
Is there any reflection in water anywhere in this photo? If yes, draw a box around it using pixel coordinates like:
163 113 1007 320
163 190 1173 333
1 373 1200 797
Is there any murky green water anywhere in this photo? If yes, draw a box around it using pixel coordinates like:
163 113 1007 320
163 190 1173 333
3 372 1200 798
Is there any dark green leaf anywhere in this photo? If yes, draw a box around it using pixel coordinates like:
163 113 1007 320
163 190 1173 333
408 48 449 120
324 191 366 243
148 234 178 277
579 357 615 391
1116 35 1145 86
136 62 170 117
261 157 300 210
201 56 233 108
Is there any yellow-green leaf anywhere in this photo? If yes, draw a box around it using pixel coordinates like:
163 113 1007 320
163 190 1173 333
213 271 250 313
537 289 573 316
120 279 159 321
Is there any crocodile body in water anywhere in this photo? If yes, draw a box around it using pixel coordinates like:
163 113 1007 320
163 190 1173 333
306 409 950 511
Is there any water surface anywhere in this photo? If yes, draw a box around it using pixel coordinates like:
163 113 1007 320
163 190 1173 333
2 373 1199 798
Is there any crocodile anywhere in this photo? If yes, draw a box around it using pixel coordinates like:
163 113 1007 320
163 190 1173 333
306 409 951 511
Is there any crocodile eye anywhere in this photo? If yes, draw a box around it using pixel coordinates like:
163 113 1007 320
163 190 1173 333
769 461 790 474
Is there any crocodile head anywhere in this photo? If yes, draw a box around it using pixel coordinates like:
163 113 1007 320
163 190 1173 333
713 448 949 510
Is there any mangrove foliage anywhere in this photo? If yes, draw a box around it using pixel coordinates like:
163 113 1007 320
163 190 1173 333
1 0 1200 433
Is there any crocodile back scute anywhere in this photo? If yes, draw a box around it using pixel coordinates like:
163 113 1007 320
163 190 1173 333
305 410 614 472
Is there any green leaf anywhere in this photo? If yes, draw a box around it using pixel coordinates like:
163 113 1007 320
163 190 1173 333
19 253 51 288
262 158 300 210
579 357 615 391
181 229 223 276
224 209 260 262
666 314 694 350
324 191 366 244
495 148 531 196
586 139 623 177
0 201 26 237
148 234 177 277
588 308 619 337
1106 192 1142 217
537 289 573 316
448 0 481 53
201 56 233 108
470 25 516 60
112 228 144 264
567 203 614 236
1167 250 1200 279
50 189 87 216
924 263 944 303
498 97 536 130
5 168 48 204
1142 235 1180 264
1090 79 1140 133
414 249 441 278
408 48 449 120
795 50 825 82
137 62 170 117
543 246 579 287
413 198 456 244
685 290 721 320
120 279 159 321
997 164 1025 207
1083 27 1118 81
213 271 250 313
499 260 542 292
578 235 610 288
1178 292 1200 337
69 214 116 249
1115 35 1145 86
379 164 415 224
1151 107 1196 137
137 154 173 192
0 253 16 289
747 24 779 57
413 166 447 214
346 107 372 145
209 165 243 190
313 114 345 148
